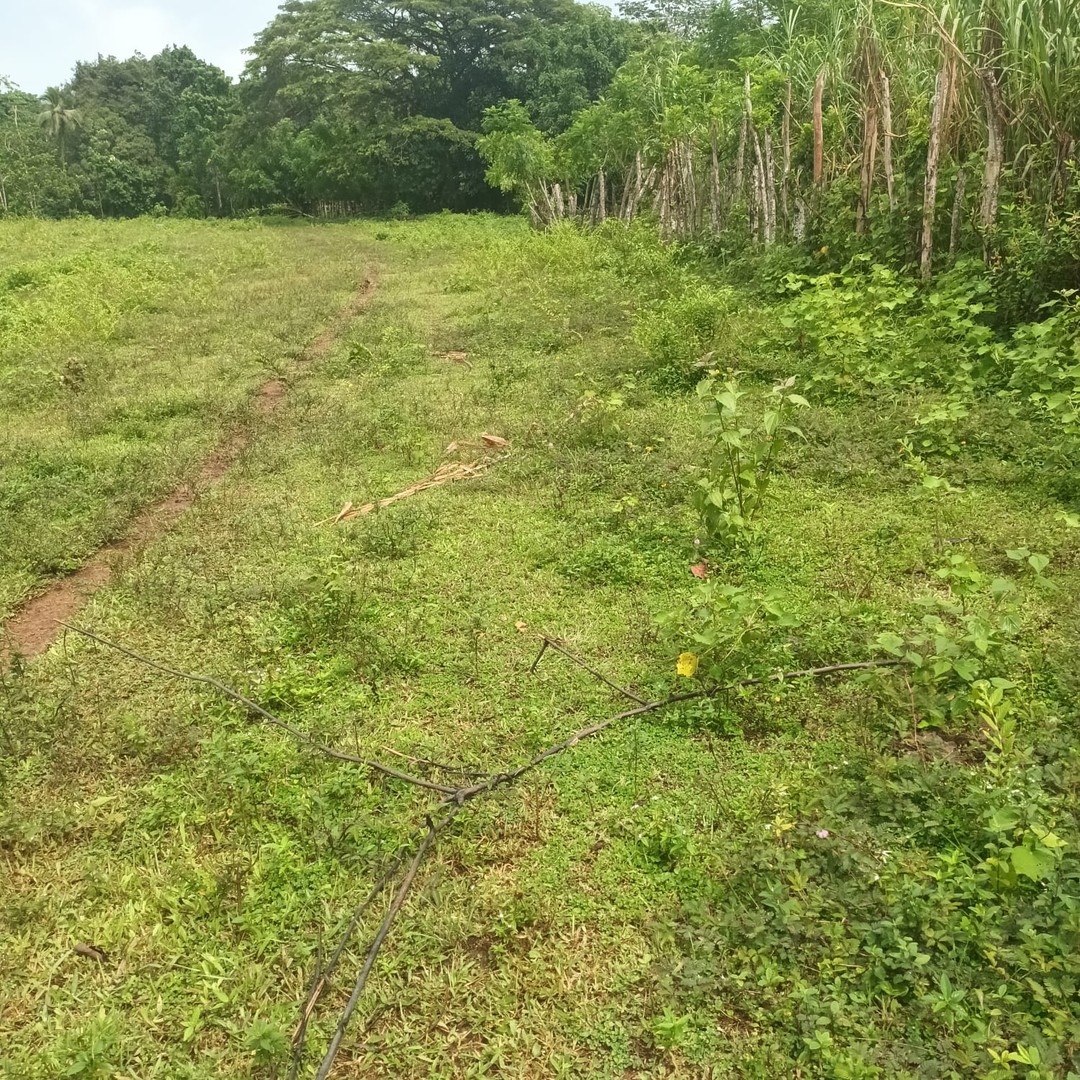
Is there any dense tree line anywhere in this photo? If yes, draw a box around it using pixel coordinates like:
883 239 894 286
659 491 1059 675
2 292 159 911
478 0 1080 307
0 0 642 218
2 0 1078 305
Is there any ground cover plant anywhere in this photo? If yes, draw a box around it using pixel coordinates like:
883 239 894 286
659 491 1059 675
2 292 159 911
2 213 1079 1080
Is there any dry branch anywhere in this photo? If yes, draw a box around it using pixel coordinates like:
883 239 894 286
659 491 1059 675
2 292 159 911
313 812 458 1080
70 619 902 1077
530 635 649 705
59 623 460 795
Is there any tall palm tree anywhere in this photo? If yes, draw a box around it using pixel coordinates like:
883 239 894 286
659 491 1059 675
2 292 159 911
38 87 81 167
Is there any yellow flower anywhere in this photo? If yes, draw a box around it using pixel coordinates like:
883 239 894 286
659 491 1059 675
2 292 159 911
676 652 699 678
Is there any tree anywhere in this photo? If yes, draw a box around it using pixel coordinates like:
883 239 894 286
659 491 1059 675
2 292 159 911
37 87 81 166
1 84 77 214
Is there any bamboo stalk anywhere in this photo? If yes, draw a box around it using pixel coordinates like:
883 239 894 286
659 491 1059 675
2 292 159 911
781 79 792 235
709 117 722 234
880 70 897 212
949 165 967 256
764 129 777 244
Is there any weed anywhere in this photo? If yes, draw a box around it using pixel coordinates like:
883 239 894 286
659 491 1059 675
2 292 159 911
693 374 808 549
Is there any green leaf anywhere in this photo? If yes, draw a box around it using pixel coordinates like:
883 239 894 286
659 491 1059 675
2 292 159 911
876 632 905 656
1005 548 1030 561
951 658 980 682
990 577 1015 598
1010 845 1055 881
988 808 1022 832
1027 553 1050 574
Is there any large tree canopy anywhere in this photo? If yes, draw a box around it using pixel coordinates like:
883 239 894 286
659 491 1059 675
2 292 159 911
234 0 641 211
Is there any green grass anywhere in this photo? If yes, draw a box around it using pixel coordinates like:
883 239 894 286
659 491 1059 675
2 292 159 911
2 214 1079 1079
0 217 367 618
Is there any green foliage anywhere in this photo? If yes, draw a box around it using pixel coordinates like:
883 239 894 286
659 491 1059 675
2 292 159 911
478 101 556 200
658 580 800 685
633 284 734 390
693 374 808 548
1007 291 1080 453
4 213 1080 1079
871 545 1049 734
656 702 1080 1077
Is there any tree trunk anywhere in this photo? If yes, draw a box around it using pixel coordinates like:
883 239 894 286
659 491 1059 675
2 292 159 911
781 80 792 235
764 129 777 245
657 156 671 240
812 67 826 186
682 139 697 237
856 92 880 236
921 60 952 280
709 118 722 234
750 130 767 243
734 117 747 200
746 74 768 243
880 70 897 212
977 27 1006 238
597 168 607 224
621 153 640 221
949 165 966 256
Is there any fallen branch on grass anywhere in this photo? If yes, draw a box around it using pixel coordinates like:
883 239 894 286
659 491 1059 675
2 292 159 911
58 623 905 1076
312 811 461 1080
446 658 902 806
288 819 434 1079
320 451 509 525
58 623 459 796
530 635 649 705
302 654 903 1078
380 744 492 781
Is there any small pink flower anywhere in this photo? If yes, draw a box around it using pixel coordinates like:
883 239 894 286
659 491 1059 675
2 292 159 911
816 829 830 839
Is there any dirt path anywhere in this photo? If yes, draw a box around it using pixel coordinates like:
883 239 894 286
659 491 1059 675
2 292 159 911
0 275 376 666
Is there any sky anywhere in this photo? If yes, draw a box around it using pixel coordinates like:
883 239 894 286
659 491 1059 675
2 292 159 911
0 0 287 94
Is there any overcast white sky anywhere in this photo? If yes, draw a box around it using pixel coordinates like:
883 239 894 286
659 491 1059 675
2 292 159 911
0 1 287 93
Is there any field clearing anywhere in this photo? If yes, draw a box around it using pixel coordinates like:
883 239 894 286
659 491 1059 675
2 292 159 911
2 215 1079 1078
0 218 368 622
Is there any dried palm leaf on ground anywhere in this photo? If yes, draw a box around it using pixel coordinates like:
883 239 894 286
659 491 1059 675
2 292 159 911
321 450 509 525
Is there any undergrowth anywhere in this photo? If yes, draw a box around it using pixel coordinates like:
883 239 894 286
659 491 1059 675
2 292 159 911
1 214 1078 1078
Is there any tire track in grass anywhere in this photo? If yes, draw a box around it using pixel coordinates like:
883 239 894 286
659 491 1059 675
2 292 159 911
0 274 376 666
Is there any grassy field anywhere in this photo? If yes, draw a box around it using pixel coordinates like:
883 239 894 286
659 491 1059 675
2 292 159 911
2 214 1079 1079
0 217 367 619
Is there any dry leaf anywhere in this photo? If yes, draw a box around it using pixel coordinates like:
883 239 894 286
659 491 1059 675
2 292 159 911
514 620 528 632
690 563 708 579
480 433 509 448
